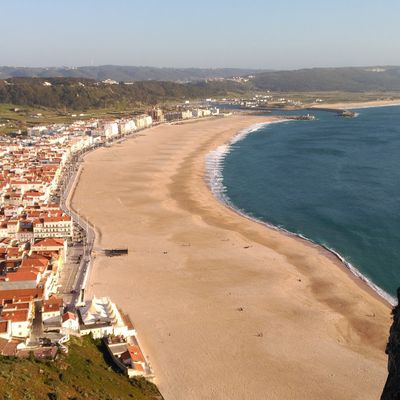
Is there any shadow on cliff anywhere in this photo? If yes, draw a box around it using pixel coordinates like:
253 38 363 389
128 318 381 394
382 288 400 400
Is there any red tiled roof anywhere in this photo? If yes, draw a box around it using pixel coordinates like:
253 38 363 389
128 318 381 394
1 309 29 323
6 270 39 282
3 302 30 311
120 310 135 331
133 362 144 372
126 344 145 363
10 295 33 303
0 288 43 302
34 238 65 247
20 256 49 269
62 312 76 322
42 296 63 313
0 320 9 333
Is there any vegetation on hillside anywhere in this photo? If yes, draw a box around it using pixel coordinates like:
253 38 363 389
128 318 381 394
252 66 400 91
0 65 264 82
0 77 245 110
3 66 400 93
0 336 162 400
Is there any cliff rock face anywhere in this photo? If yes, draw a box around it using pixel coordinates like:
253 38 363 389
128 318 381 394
381 288 400 400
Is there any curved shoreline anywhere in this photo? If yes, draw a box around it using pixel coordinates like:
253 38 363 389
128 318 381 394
72 115 390 399
204 121 396 306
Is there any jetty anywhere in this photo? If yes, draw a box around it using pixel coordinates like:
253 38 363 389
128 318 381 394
307 107 356 118
286 114 316 121
238 106 272 112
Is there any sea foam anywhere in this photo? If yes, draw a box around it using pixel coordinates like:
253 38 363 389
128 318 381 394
204 120 397 306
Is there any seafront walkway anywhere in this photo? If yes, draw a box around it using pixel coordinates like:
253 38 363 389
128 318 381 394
59 150 96 306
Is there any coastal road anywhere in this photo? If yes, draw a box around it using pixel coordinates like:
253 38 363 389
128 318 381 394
58 137 128 306
57 243 83 304
59 150 97 307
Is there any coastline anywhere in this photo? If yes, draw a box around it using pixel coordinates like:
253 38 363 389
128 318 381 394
71 115 391 400
205 120 396 307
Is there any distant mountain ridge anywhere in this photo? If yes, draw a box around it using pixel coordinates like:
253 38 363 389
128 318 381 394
0 65 264 82
251 66 400 91
2 65 400 92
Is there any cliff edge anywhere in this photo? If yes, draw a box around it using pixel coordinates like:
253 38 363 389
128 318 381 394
382 288 400 400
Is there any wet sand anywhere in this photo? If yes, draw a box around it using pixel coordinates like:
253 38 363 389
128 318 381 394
72 115 391 400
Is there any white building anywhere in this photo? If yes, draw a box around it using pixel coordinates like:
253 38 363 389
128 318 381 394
0 302 34 338
41 296 63 323
77 296 131 339
33 215 73 239
27 126 48 136
70 136 93 154
118 119 137 135
61 312 80 333
181 110 193 119
31 237 68 261
134 115 152 130
103 122 119 139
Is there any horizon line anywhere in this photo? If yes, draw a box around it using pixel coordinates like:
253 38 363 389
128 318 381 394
1 64 399 72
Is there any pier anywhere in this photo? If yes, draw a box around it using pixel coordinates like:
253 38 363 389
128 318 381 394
307 107 356 118
104 248 129 257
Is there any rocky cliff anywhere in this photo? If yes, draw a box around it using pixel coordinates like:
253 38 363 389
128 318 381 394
381 288 400 400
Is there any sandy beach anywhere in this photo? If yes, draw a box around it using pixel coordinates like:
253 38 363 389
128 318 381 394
72 115 391 400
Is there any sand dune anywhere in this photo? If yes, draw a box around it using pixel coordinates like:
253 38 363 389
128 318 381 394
72 115 391 400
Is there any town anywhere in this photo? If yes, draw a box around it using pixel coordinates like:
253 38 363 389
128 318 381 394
0 105 219 379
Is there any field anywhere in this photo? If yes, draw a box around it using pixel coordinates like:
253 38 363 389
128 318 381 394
0 103 150 135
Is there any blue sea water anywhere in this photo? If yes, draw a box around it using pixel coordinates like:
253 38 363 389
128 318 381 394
220 106 400 301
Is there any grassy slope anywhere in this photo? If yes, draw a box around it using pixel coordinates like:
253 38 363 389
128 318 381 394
0 336 162 400
0 103 151 135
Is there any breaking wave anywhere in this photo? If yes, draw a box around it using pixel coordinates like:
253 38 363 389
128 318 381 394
204 121 396 306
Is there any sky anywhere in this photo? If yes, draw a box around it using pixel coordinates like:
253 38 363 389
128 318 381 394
1 0 400 70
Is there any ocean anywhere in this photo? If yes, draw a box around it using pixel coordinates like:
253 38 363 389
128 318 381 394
207 106 400 304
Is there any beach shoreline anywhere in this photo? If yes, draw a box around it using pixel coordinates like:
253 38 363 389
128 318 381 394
72 114 391 400
204 119 395 308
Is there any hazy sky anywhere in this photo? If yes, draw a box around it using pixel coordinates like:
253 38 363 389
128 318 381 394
2 0 400 69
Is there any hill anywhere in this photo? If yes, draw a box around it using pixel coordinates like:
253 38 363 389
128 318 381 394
3 65 400 92
251 66 400 91
2 66 400 112
0 65 263 82
0 336 162 400
0 77 245 110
